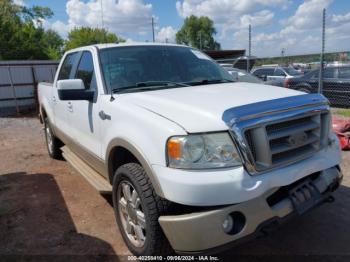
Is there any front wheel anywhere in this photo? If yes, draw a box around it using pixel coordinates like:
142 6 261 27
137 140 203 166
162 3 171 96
112 163 173 256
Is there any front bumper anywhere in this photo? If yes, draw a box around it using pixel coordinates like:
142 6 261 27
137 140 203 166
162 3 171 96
159 166 342 254
152 135 341 206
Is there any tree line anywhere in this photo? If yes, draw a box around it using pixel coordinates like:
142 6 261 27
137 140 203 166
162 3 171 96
0 0 220 60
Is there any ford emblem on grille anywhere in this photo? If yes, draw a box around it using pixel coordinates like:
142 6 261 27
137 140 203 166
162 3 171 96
288 132 308 147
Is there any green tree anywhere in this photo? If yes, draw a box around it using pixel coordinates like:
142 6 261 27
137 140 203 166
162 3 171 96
65 27 125 51
0 0 61 60
41 30 64 60
176 15 220 50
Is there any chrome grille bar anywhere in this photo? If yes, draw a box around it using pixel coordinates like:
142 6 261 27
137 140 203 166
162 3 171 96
223 94 330 175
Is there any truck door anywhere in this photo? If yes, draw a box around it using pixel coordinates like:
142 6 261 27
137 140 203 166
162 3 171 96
67 51 102 162
53 52 80 140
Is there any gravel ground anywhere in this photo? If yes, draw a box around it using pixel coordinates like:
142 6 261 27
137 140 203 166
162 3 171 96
0 117 349 261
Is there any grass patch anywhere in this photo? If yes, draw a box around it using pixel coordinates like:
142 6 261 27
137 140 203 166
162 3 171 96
333 109 350 117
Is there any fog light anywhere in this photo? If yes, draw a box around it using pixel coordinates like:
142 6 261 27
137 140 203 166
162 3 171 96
222 215 234 233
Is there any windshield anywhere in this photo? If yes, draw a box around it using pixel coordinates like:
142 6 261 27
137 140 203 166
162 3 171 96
99 45 234 92
283 67 302 76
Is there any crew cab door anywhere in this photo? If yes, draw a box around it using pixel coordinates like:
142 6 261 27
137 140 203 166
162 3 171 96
67 51 102 159
53 52 80 139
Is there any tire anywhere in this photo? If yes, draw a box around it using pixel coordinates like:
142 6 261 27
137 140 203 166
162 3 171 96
44 118 62 159
112 163 173 256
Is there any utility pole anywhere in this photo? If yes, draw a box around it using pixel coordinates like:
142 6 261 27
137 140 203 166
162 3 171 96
100 0 104 29
100 0 105 42
151 16 155 42
198 32 202 50
281 48 285 65
247 24 251 72
318 8 326 94
200 31 204 50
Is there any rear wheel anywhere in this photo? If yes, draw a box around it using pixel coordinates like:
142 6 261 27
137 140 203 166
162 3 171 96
44 118 62 159
112 163 173 255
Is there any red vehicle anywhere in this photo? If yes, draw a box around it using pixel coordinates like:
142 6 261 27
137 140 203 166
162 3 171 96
333 117 350 150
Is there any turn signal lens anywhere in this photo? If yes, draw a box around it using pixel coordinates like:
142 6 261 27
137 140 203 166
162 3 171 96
167 139 182 159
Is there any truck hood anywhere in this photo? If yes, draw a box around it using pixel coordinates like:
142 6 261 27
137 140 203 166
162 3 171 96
121 82 304 133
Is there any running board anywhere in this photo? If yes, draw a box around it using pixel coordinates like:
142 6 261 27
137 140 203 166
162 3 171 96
61 146 112 194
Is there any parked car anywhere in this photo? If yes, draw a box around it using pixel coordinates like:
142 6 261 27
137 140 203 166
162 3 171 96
38 43 343 256
285 67 350 107
221 65 284 87
221 66 261 83
251 66 302 81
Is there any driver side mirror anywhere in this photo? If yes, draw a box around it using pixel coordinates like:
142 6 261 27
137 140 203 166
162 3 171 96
57 79 94 101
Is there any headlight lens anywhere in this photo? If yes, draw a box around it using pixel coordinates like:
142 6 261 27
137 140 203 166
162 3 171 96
167 133 242 169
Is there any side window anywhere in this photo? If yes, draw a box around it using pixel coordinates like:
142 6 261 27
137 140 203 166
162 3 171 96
253 69 264 76
265 69 275 75
58 52 78 80
323 68 335 78
338 68 350 79
274 69 286 76
75 51 95 89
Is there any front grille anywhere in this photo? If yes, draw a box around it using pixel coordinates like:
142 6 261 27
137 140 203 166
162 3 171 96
244 112 330 172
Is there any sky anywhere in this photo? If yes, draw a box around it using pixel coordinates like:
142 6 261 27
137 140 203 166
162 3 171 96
15 0 350 57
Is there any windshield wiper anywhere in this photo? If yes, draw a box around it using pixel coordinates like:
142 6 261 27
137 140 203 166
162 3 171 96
186 79 234 86
112 81 190 94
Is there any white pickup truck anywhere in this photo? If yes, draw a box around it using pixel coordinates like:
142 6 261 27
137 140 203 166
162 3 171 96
38 43 343 256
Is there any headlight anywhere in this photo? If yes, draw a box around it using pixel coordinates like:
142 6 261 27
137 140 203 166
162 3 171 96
167 133 242 169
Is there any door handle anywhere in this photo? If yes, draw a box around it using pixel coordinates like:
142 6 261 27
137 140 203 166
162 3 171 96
67 102 73 111
52 96 57 103
99 110 111 120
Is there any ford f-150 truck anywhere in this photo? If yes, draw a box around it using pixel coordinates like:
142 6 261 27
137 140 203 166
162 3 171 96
38 43 343 256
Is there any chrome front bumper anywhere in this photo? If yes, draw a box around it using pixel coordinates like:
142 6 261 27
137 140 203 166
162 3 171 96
159 166 342 254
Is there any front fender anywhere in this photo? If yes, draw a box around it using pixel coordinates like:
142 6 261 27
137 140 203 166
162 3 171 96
106 137 166 197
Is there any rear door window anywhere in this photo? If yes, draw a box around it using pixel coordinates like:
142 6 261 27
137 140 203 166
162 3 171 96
57 52 79 80
265 68 275 75
338 67 350 79
323 68 336 79
274 68 286 76
75 51 95 89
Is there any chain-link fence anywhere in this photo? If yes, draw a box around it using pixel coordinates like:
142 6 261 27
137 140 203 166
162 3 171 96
228 8 350 109
0 61 58 116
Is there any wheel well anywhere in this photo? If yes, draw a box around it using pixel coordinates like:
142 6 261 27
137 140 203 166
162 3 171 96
108 146 140 183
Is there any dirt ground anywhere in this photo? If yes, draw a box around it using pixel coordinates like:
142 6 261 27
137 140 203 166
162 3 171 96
0 116 349 261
